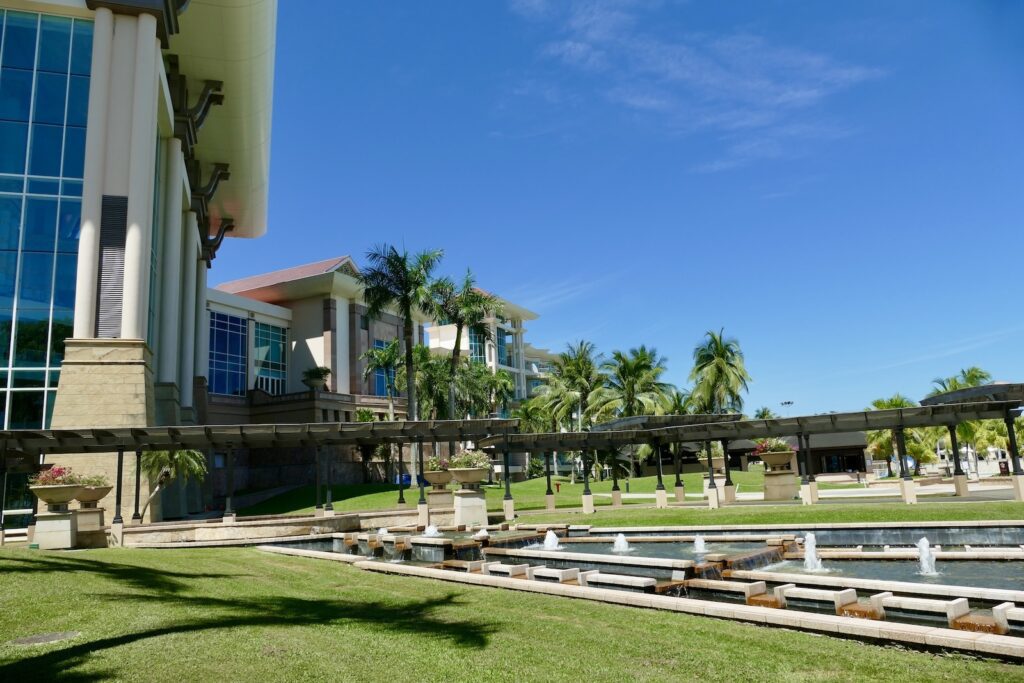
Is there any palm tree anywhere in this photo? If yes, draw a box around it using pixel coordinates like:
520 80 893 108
139 449 207 520
754 406 779 420
927 367 993 466
689 328 750 415
430 271 500 419
487 369 516 416
398 345 451 420
360 338 400 421
866 394 916 478
590 346 672 421
358 244 443 421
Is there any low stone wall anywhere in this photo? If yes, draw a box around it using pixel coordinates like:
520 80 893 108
120 513 360 546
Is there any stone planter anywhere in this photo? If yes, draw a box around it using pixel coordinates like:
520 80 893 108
422 470 452 488
449 467 488 488
30 484 85 512
303 377 327 391
760 451 795 471
76 485 113 509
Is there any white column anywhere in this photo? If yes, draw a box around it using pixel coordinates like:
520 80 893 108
72 8 113 338
120 13 158 339
335 297 350 394
157 139 184 383
179 213 199 409
195 257 209 382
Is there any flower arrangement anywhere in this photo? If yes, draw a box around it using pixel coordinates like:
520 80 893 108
78 473 111 487
302 366 332 382
753 437 794 455
450 450 491 470
426 454 450 472
30 466 79 486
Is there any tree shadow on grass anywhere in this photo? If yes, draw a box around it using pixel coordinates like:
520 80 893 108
0 591 495 681
0 554 243 596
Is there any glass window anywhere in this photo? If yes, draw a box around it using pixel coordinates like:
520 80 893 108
29 123 63 176
13 307 50 367
23 197 56 252
17 250 53 309
0 121 28 174
372 339 395 397
53 254 76 307
0 194 23 250
2 12 39 71
49 307 72 365
37 16 71 74
32 71 67 125
62 125 84 178
469 325 486 364
254 322 287 395
9 390 44 429
56 198 79 252
209 311 248 396
69 20 92 77
66 75 88 127
0 67 34 121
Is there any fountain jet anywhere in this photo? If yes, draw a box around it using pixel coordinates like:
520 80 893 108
543 530 562 550
803 533 824 572
694 535 707 553
917 537 938 575
612 534 631 553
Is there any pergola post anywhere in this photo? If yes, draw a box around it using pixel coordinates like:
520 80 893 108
797 432 809 485
544 451 555 511
948 424 968 496
417 438 429 526
673 446 685 503
894 426 916 504
799 434 818 505
705 441 719 510
581 449 595 514
314 444 322 515
611 450 623 508
654 441 667 509
132 448 143 522
113 446 125 526
224 445 236 521
396 442 406 507
501 439 514 522
721 439 735 505
323 446 334 515
0 441 7 546
1005 412 1024 501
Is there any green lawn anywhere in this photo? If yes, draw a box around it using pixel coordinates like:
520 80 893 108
1 548 1020 682
520 500 1024 527
240 472 768 517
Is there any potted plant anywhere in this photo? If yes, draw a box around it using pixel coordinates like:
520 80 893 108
303 366 332 391
423 454 452 487
29 466 85 512
448 450 492 486
754 437 796 470
75 474 113 509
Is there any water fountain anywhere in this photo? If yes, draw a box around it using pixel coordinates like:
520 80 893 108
423 525 441 538
917 537 938 575
473 529 489 540
612 533 631 553
803 533 824 572
376 527 389 536
543 530 563 550
694 535 707 554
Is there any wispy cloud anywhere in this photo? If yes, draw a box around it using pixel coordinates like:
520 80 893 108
508 0 882 171
503 271 624 312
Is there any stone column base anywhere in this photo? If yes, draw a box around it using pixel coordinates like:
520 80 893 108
76 508 105 532
222 512 237 524
502 498 515 521
545 493 555 511
427 489 453 509
35 511 78 550
454 489 487 527
900 478 917 504
322 508 335 518
674 485 685 502
611 490 622 507
953 474 969 497
581 493 595 514
722 485 736 504
314 507 325 518
655 489 668 509
800 483 817 506
417 502 429 526
1011 474 1024 502
706 487 720 509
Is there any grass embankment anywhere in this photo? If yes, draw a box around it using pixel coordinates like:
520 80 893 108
240 472 768 517
521 501 1024 527
1 547 1021 682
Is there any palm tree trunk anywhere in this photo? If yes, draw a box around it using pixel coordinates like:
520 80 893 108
447 325 463 458
403 315 417 421
139 482 164 521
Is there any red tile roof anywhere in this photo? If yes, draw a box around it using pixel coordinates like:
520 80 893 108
215 256 357 294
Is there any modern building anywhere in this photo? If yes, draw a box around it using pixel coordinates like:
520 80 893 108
0 0 277 525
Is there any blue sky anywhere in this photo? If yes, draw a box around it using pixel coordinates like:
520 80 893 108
213 0 1024 416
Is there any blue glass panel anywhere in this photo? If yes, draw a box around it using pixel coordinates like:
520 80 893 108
2 12 39 71
9 390 44 429
49 306 72 364
37 16 71 74
0 67 34 121
49 369 59 386
29 123 62 176
23 196 56 252
70 20 92 77
0 177 21 192
56 198 79 252
0 250 15 300
13 306 50 367
60 179 81 196
17 250 53 309
0 308 10 365
0 195 22 250
0 121 28 174
32 71 67 125
53 254 76 308
12 370 45 388
27 178 59 195
62 125 84 178
66 74 88 126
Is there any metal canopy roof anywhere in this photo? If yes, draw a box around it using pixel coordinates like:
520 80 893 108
478 401 1020 453
0 419 519 456
590 413 742 432
919 383 1024 407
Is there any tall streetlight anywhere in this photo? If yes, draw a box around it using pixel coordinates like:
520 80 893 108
780 400 794 417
